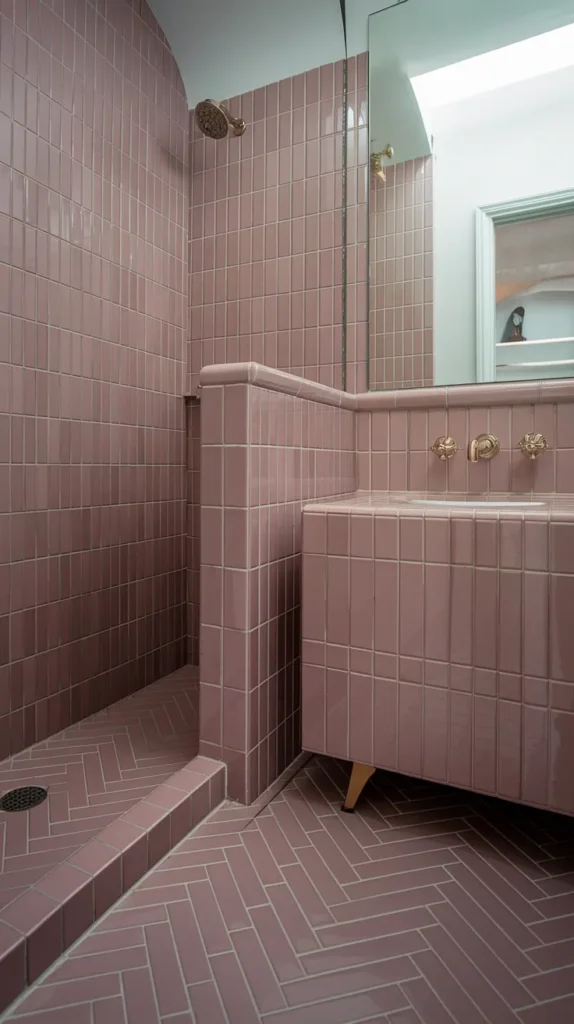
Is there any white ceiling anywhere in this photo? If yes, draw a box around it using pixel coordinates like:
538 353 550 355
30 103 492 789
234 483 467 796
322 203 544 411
148 0 402 106
149 0 574 108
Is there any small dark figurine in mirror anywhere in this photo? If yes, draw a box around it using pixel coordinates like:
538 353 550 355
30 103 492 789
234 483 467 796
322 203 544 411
500 306 526 343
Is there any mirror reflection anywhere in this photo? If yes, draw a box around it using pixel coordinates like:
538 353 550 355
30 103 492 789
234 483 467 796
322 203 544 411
494 212 574 381
367 0 574 389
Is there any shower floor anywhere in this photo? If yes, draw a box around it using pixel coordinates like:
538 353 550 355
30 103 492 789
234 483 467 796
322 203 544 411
0 665 225 1011
6 755 574 1023
0 666 199 916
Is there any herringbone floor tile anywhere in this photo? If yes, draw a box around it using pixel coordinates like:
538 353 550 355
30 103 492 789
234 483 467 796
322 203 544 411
5 756 574 1023
0 666 199 915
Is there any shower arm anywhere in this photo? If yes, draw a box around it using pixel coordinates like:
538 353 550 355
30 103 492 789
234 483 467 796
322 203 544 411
220 104 246 136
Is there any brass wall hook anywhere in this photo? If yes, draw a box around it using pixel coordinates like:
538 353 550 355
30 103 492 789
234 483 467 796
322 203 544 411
431 436 458 460
518 433 548 459
371 145 394 181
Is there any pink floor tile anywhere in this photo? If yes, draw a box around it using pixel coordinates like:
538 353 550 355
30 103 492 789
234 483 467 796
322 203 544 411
6 756 574 1022
0 667 199 918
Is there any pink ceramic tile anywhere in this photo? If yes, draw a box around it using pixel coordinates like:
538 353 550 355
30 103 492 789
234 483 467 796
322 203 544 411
302 554 327 642
224 385 250 445
451 518 474 565
373 677 398 769
498 571 522 675
0 925 25 1016
1 0 190 766
550 574 574 682
549 710 574 813
304 514 327 555
474 569 497 670
350 515 373 558
202 387 224 444
524 572 549 679
327 514 350 556
224 446 248 507
375 516 398 560
301 666 326 753
497 700 521 800
202 506 224 566
551 522 574 573
449 691 472 788
374 559 398 655
12 755 574 1022
399 562 424 659
522 705 548 806
424 518 449 564
398 682 423 776
399 517 423 561
349 559 374 650
325 668 348 758
499 520 523 570
422 686 448 782
475 520 498 568
326 557 350 646
424 564 449 663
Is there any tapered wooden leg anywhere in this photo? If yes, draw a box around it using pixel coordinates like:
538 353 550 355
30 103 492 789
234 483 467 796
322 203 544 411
342 762 376 812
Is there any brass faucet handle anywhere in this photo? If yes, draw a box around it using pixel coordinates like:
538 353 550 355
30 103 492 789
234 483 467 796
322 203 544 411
518 432 548 459
430 436 458 461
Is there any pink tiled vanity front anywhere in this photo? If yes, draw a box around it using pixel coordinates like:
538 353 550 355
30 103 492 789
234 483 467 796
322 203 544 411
302 492 574 815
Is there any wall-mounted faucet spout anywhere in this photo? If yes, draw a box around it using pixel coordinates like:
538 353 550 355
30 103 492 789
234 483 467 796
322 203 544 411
468 433 500 462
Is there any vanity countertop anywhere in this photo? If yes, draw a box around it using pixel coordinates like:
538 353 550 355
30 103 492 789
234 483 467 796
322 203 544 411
304 491 574 519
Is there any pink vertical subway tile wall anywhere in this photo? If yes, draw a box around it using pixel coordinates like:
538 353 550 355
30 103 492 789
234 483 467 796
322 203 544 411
0 0 189 756
356 398 574 494
187 59 346 394
370 157 434 390
199 373 355 803
302 494 574 815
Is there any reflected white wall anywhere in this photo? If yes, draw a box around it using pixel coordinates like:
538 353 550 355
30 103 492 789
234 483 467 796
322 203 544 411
431 65 574 384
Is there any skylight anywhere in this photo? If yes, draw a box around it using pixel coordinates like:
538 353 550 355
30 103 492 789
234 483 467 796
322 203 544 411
411 21 574 110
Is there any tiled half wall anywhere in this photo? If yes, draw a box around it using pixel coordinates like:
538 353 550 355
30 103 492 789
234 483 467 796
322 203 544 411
0 0 189 756
198 364 355 803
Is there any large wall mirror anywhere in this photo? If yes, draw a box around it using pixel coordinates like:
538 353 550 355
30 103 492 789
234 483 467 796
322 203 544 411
367 0 574 390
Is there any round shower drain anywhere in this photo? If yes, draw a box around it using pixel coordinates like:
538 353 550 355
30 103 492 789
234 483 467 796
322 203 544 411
0 786 48 812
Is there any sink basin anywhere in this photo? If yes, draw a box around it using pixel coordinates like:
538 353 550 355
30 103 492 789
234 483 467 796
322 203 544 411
409 499 545 508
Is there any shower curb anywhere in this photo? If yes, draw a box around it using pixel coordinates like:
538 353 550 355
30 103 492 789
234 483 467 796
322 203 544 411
0 756 226 1014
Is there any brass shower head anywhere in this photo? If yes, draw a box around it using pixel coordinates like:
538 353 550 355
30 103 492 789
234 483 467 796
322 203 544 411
195 99 246 139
